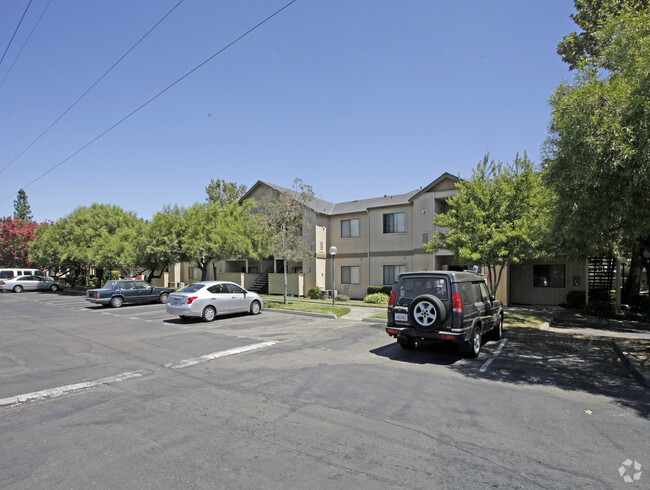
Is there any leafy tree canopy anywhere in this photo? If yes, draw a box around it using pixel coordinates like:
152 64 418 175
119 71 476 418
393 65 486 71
0 217 39 267
557 0 649 69
426 154 551 296
544 6 650 259
205 179 247 205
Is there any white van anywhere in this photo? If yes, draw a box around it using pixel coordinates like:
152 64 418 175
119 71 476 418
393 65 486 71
0 268 50 280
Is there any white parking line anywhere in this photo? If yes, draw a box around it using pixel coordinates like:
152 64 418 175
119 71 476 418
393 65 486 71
0 371 147 408
164 342 276 369
479 339 508 373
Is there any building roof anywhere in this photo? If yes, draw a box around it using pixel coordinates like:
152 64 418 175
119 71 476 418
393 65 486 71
243 173 460 216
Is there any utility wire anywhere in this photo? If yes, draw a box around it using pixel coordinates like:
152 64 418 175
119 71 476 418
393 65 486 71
0 0 33 67
0 0 187 177
0 0 53 90
0 0 299 205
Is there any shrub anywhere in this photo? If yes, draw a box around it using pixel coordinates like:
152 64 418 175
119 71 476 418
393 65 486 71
335 294 350 302
367 286 392 295
307 286 321 300
583 300 616 318
364 293 390 304
566 290 586 308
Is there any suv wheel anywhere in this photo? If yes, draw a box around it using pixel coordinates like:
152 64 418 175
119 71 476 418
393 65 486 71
408 295 446 330
397 334 415 349
461 326 482 358
488 313 503 341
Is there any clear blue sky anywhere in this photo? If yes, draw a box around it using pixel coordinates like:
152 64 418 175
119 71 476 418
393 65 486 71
0 0 577 223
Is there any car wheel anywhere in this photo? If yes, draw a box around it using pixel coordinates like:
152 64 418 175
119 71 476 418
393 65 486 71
408 295 446 330
202 306 216 322
110 296 124 308
249 300 261 315
159 292 169 304
488 313 503 341
50 284 59 292
461 325 482 358
13 285 23 293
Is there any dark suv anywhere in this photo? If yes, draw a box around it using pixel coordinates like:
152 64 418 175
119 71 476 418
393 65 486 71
385 271 503 357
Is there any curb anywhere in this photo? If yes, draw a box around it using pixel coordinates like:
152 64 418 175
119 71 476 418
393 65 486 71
612 342 650 388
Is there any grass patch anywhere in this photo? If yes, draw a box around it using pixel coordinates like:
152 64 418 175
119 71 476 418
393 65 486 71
370 311 387 320
261 295 380 308
504 309 550 333
265 301 350 317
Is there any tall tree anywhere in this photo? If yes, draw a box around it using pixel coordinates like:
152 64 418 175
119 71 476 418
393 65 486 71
257 179 315 304
205 179 247 205
426 154 551 296
557 0 649 69
13 189 33 221
0 217 38 267
545 6 650 302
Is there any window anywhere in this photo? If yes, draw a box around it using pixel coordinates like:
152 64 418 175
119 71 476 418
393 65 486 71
534 264 566 288
188 267 200 281
422 233 429 245
341 266 360 284
383 265 406 285
341 218 360 238
383 212 405 233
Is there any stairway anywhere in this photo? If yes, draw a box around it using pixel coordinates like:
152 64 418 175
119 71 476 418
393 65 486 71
588 257 615 301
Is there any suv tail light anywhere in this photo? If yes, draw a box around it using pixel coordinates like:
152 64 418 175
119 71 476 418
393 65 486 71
452 292 462 313
186 296 198 305
388 290 396 308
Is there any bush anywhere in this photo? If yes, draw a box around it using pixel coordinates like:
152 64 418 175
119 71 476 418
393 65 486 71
583 300 616 318
566 290 586 308
367 286 392 296
364 293 390 304
335 294 350 302
307 286 321 300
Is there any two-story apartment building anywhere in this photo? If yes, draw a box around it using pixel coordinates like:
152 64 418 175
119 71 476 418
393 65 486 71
164 173 591 306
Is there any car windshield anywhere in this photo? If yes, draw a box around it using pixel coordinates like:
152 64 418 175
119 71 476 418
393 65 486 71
103 281 118 290
179 283 206 293
396 276 448 306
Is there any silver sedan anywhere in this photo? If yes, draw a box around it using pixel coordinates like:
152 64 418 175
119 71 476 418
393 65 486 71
166 281 263 322
0 275 62 293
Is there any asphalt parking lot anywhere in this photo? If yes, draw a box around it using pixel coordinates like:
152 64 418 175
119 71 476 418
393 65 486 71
1 292 648 488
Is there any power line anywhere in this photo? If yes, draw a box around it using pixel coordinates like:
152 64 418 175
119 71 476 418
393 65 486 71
0 0 187 177
0 0 53 90
0 0 299 205
0 0 33 67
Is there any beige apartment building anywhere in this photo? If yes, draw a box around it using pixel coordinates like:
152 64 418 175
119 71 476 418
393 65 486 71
165 173 590 306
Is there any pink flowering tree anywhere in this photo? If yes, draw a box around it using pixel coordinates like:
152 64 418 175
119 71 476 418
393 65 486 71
0 217 39 267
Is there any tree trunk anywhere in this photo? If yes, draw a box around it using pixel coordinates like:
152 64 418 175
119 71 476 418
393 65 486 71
283 258 288 304
622 246 642 305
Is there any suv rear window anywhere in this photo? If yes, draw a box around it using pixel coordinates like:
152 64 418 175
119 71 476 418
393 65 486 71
395 276 448 306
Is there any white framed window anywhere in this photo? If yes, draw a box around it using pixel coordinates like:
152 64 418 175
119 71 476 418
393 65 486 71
383 212 405 233
341 218 360 238
383 265 406 285
341 266 360 284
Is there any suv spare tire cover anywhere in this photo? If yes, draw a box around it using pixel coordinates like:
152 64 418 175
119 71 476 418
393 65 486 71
408 294 447 330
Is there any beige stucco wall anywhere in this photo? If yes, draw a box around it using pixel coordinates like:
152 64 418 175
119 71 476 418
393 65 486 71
509 259 586 305
269 273 304 296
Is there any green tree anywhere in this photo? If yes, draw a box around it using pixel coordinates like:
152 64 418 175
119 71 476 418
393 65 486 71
180 199 266 281
545 6 650 301
13 189 33 221
557 0 649 69
426 154 551 296
205 179 247 205
136 205 186 283
257 178 315 304
29 204 143 285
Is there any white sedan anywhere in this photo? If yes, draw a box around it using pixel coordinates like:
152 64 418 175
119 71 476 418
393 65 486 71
166 281 263 322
